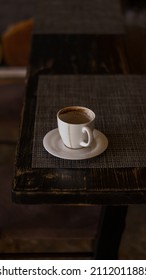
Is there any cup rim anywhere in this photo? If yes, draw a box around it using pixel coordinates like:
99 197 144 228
57 106 95 125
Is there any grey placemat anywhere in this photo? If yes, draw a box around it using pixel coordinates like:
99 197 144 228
34 0 124 34
32 75 146 168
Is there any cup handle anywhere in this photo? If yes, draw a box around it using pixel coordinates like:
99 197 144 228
80 127 93 147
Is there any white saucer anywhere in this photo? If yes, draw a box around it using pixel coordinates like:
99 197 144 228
43 128 108 160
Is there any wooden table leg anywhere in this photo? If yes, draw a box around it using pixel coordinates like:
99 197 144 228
94 205 128 259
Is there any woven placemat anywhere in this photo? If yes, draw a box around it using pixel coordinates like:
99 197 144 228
32 75 146 168
34 0 124 34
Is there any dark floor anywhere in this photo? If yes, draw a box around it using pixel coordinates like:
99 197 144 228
0 77 146 259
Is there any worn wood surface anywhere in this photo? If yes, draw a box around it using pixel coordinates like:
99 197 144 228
13 5 146 204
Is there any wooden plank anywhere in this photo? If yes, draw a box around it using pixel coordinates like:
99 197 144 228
125 28 146 74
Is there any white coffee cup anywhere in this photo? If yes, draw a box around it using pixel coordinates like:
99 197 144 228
57 106 95 149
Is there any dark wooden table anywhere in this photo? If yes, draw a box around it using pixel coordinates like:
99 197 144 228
12 0 146 259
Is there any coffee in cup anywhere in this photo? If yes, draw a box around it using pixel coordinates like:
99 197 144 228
57 106 95 149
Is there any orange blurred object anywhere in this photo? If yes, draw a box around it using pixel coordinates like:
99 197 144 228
1 18 34 66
